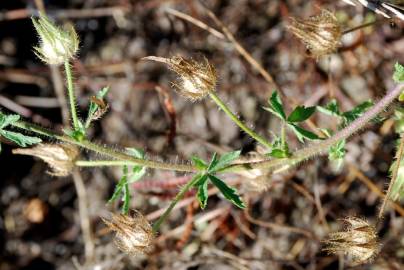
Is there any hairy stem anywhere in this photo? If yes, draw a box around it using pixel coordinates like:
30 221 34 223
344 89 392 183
64 60 80 131
209 92 272 149
379 133 404 218
152 174 200 232
9 83 403 174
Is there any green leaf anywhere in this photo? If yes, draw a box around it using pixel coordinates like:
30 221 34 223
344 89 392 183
268 136 290 158
393 62 404 83
108 174 126 203
0 114 20 129
192 156 208 170
126 147 145 159
342 100 373 125
122 183 131 214
329 140 346 161
195 174 209 209
208 174 245 209
63 127 86 142
208 150 241 172
288 124 320 142
0 130 42 147
263 91 286 120
316 100 341 117
287 106 316 123
207 153 219 172
108 165 132 214
126 148 146 183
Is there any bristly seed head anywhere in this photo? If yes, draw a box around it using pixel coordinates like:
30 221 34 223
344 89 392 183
101 211 154 256
323 216 379 265
12 143 79 176
31 12 79 65
143 56 217 101
287 10 342 58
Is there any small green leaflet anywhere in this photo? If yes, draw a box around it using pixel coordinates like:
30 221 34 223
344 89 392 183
264 92 286 120
317 99 374 126
264 91 320 142
208 174 246 209
268 136 290 158
287 106 316 123
329 140 346 161
195 174 209 209
191 151 245 209
316 100 341 117
108 147 146 214
288 124 320 142
208 150 241 172
393 63 404 101
342 101 373 125
393 62 404 84
0 113 42 153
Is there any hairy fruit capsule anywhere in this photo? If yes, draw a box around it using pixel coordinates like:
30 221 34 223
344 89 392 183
32 13 79 65
287 10 342 57
143 56 217 100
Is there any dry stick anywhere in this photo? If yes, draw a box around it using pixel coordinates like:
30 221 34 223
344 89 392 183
379 134 404 218
165 8 225 40
244 208 315 239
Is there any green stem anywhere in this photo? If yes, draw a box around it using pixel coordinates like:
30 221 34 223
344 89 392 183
9 83 404 175
209 92 272 149
152 174 201 232
64 60 80 131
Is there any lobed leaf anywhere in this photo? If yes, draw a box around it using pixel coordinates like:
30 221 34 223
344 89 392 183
0 114 20 129
0 130 42 147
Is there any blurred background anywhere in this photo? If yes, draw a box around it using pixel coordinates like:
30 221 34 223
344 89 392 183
0 0 403 269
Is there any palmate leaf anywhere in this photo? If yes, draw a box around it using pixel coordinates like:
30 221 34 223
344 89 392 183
287 105 316 123
208 174 245 209
0 130 42 147
0 113 20 129
288 124 320 142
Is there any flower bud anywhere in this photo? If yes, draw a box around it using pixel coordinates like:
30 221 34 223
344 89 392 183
13 143 78 176
101 211 153 255
32 13 79 65
143 56 217 100
323 217 379 265
287 10 342 57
